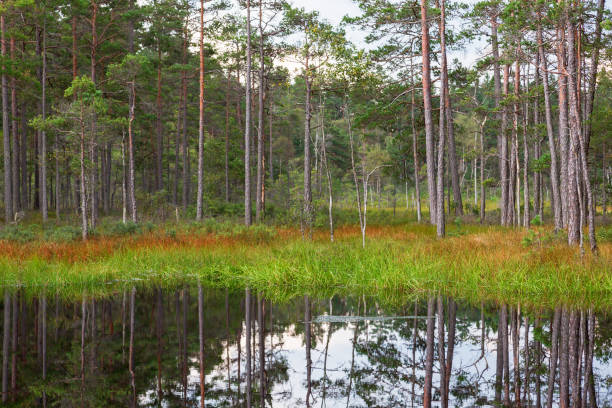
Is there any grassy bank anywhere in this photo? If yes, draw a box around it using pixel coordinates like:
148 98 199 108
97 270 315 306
0 221 610 310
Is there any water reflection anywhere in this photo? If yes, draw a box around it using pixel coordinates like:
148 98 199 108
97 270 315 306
0 289 610 407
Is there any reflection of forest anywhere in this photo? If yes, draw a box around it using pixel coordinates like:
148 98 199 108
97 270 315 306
0 289 610 407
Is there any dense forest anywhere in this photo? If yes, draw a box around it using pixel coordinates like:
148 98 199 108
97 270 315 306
0 0 610 250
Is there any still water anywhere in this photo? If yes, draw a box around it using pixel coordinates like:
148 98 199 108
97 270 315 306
0 287 610 407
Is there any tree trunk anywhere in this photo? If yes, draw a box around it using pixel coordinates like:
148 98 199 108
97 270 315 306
90 1 98 228
244 0 252 226
420 0 436 224
501 64 510 226
441 14 462 216
584 0 605 150
436 0 448 237
225 70 231 203
491 10 502 208
10 37 18 214
196 0 205 221
128 82 137 222
80 101 88 239
256 0 265 222
565 7 582 247
2 11 12 223
245 288 252 408
411 61 421 222
537 15 562 229
303 54 313 237
558 24 569 229
156 44 163 192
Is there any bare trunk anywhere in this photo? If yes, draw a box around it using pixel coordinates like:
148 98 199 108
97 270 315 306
256 0 265 222
584 0 605 150
558 25 570 229
411 62 421 222
303 49 313 236
420 0 436 223
2 12 13 223
537 15 562 229
128 82 137 222
10 38 18 214
436 0 448 237
225 70 231 203
156 45 163 192
196 0 205 221
244 0 252 226
501 64 510 226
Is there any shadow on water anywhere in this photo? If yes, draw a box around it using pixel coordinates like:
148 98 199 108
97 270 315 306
0 288 610 407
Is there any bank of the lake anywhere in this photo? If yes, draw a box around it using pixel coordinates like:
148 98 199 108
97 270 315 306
0 223 610 310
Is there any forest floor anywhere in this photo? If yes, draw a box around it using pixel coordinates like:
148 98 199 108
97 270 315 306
0 218 610 310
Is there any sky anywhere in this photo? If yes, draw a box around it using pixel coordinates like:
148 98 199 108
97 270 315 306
288 0 485 69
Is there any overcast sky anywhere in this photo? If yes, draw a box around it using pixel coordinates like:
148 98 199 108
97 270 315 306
287 0 484 68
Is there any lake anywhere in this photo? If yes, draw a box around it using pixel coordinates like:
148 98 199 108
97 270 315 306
0 287 610 406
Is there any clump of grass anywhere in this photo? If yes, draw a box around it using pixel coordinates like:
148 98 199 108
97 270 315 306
0 223 609 311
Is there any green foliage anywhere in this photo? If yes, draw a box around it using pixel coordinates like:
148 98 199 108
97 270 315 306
597 226 612 243
0 224 38 243
108 221 141 236
43 225 81 242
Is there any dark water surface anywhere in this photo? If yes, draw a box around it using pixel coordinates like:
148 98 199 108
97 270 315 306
0 288 610 407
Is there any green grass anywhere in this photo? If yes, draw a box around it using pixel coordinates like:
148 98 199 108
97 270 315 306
1 227 609 312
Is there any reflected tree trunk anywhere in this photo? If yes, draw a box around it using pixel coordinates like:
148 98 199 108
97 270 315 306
559 308 570 408
182 288 188 405
80 296 86 402
41 293 46 408
225 290 232 405
423 297 435 408
437 297 447 408
346 297 359 408
524 316 530 405
322 298 332 406
258 294 265 406
502 304 510 406
582 310 595 408
305 295 312 408
444 299 456 408
245 288 252 408
2 292 10 403
535 317 542 408
569 311 579 408
198 283 205 408
411 300 417 407
122 291 126 363
496 307 504 403
10 293 17 401
129 287 136 408
156 289 163 403
546 307 561 408
511 307 521 406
